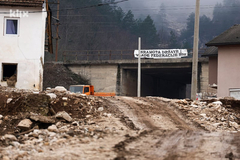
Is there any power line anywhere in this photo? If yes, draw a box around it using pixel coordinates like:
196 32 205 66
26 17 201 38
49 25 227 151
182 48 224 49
0 0 128 14
0 2 239 14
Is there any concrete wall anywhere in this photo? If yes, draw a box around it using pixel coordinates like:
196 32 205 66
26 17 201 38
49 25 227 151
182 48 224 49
209 56 218 85
200 62 217 98
218 45 240 97
65 57 209 98
68 64 118 93
0 5 46 90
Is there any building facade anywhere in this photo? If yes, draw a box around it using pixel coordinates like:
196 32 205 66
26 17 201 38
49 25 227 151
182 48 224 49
206 24 240 99
0 0 47 90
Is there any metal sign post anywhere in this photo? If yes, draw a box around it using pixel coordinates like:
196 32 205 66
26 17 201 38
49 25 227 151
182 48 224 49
138 37 141 97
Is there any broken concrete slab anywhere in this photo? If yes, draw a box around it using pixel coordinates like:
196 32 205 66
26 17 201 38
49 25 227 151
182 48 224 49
17 119 33 131
55 111 72 122
30 115 56 124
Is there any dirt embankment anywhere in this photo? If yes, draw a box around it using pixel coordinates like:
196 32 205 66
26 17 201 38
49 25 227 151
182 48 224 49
43 63 89 90
0 87 240 160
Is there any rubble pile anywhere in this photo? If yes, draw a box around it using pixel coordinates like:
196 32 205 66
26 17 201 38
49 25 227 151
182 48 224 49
176 98 240 132
0 86 118 159
0 86 107 136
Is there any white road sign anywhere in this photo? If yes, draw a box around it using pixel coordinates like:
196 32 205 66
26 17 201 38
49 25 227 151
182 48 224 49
134 49 188 59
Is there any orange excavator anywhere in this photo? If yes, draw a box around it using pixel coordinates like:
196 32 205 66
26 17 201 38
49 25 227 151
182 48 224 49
69 85 115 97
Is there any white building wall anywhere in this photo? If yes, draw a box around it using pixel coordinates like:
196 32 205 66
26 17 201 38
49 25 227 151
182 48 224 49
0 5 47 90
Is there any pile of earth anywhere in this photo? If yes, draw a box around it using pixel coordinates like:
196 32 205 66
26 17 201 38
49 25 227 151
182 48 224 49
0 86 107 136
43 63 89 90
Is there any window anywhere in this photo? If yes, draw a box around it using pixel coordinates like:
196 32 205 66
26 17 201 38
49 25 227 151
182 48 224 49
2 63 17 81
84 87 89 93
4 18 19 35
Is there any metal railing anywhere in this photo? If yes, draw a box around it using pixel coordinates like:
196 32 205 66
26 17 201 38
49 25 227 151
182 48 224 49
63 50 135 62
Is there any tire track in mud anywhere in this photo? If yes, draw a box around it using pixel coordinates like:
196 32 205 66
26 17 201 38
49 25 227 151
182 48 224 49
104 96 197 159
102 97 139 130
103 97 240 160
145 97 194 130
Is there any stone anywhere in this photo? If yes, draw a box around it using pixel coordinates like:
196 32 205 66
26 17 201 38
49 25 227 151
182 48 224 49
4 134 17 141
0 120 2 125
98 107 104 112
2 156 10 160
191 104 198 108
48 125 59 133
7 98 12 104
0 114 3 120
229 121 239 129
30 115 56 124
86 115 91 118
54 86 67 92
11 141 20 147
56 122 62 127
33 129 42 135
212 101 222 105
33 91 39 94
67 130 74 136
200 114 207 118
212 123 222 128
17 119 33 131
46 93 57 99
72 121 79 126
62 97 68 101
56 111 72 122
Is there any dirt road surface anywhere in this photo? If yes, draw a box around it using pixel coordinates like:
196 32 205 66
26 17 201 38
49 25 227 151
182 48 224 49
0 92 240 160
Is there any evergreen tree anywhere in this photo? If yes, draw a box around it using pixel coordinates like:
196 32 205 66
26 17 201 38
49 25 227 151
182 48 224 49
121 10 136 33
169 30 180 49
138 15 159 48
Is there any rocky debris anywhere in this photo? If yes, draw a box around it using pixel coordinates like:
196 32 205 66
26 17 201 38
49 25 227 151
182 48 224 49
30 115 56 124
17 119 33 131
0 114 3 120
6 98 12 104
54 86 67 92
46 93 57 99
98 107 104 112
1 134 17 141
176 99 240 132
55 111 73 122
48 125 59 132
6 74 17 88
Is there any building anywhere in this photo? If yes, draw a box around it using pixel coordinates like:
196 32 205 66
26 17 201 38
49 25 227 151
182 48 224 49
0 0 49 90
206 24 240 99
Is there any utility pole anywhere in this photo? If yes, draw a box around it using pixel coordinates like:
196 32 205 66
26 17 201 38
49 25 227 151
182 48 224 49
191 0 200 100
137 37 141 97
55 0 60 62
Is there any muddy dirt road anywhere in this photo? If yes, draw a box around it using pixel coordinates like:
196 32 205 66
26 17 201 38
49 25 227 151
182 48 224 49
104 97 240 160
0 90 240 160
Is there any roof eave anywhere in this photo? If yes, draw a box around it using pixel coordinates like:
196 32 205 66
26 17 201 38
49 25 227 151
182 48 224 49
0 2 43 7
206 42 240 47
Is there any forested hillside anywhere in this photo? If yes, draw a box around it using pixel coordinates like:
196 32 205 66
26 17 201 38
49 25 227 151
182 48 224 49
179 0 240 48
46 0 240 61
